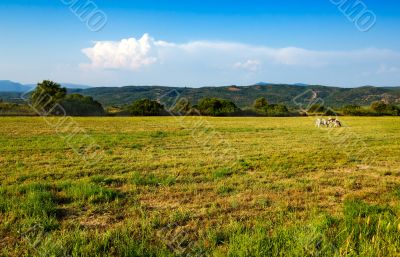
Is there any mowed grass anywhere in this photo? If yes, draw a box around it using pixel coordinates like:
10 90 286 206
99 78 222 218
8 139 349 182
1 116 400 256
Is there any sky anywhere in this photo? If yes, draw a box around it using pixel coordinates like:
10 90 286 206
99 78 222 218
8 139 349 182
0 0 400 87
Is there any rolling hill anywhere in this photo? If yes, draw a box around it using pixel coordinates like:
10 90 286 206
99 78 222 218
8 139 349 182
0 80 32 92
0 81 91 93
69 84 400 108
2 81 400 109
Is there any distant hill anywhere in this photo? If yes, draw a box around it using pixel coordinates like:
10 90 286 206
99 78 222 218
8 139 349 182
23 83 91 90
293 83 309 87
256 82 309 87
0 81 91 102
255 82 275 86
0 80 32 92
69 84 400 108
61 83 91 89
0 81 91 93
2 81 400 109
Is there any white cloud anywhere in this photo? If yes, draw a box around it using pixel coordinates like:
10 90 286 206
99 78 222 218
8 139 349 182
82 34 400 71
81 34 157 70
234 60 261 72
79 33 400 87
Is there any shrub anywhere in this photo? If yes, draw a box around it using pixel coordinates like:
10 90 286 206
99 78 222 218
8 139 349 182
366 102 400 116
371 101 388 113
0 102 35 116
126 99 165 116
60 94 105 116
253 97 269 111
385 104 400 116
197 98 240 116
252 97 290 116
265 104 290 117
171 98 193 115
342 105 365 115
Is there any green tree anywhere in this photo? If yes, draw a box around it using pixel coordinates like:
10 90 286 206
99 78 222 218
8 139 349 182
252 97 290 116
30 80 66 113
371 101 387 113
60 94 104 116
253 97 269 111
171 98 192 115
342 105 363 116
385 104 400 116
197 98 239 116
127 99 165 116
265 104 290 117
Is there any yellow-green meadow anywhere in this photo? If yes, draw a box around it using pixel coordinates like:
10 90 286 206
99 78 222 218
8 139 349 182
1 117 400 256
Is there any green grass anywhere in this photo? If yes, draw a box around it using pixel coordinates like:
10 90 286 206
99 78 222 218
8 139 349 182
61 182 119 204
132 172 176 186
1 116 400 256
212 167 234 179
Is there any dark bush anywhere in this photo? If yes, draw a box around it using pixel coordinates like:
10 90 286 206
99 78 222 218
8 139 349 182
197 98 240 116
369 101 400 116
370 101 387 113
253 97 269 111
126 99 165 116
60 94 105 116
171 98 193 115
342 105 362 115
384 104 400 116
252 98 291 116
265 104 290 116
0 102 36 116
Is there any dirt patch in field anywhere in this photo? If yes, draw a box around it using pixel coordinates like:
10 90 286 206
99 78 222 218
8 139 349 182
79 215 112 229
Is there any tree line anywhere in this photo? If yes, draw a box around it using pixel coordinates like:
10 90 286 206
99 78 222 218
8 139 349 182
1 80 400 117
308 102 400 116
24 80 294 117
119 97 293 117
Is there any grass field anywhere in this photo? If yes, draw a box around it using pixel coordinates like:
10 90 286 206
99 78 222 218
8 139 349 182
1 116 400 256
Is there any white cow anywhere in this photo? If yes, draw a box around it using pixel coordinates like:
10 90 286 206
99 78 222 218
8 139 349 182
315 118 328 128
317 117 342 128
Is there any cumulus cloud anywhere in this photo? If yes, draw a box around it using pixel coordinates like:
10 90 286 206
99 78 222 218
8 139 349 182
80 33 400 86
82 34 400 70
81 34 157 70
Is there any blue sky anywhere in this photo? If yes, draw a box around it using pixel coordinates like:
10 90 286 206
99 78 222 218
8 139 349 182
0 0 399 87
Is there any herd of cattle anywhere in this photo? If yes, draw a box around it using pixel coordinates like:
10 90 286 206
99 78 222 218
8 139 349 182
315 117 342 128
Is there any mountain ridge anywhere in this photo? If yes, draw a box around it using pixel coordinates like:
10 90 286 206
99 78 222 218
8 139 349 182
1 81 400 108
69 84 400 108
0 80 91 92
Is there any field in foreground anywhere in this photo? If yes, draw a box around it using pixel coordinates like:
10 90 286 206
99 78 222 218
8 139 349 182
1 116 400 256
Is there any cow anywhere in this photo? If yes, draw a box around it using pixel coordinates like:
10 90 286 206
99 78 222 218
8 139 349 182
315 118 328 128
328 117 342 127
316 117 342 128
